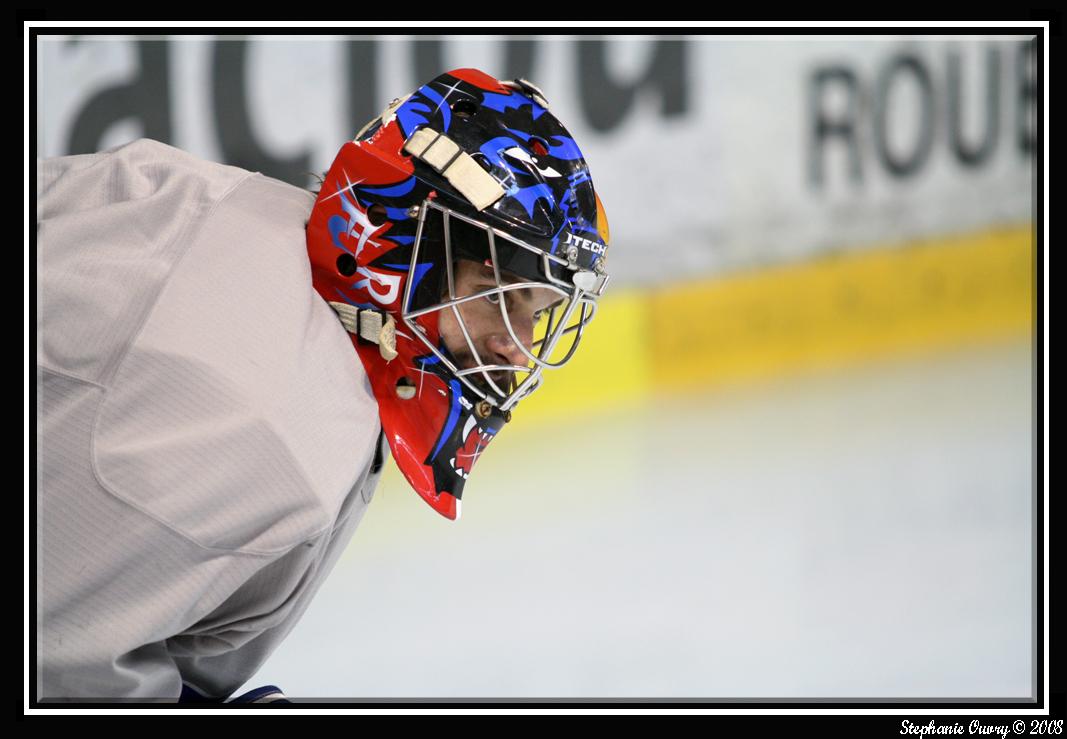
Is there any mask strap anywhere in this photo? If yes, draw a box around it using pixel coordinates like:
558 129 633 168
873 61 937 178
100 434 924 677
328 302 398 361
403 128 505 211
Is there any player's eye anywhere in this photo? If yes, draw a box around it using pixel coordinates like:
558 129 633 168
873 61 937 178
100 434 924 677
483 290 515 312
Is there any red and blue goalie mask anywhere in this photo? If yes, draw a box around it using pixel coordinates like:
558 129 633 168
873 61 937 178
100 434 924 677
305 68 610 520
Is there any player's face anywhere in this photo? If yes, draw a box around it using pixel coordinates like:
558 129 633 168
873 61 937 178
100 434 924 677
438 259 561 394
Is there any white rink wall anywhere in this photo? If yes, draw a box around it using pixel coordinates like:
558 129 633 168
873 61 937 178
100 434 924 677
36 35 1036 285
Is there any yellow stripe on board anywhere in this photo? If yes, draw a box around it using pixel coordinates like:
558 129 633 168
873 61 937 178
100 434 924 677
514 224 1034 423
515 290 651 425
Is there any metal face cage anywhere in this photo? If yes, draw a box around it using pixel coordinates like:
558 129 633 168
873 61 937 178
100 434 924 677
402 198 608 412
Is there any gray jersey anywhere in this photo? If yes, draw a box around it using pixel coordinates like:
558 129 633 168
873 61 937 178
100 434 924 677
36 139 383 701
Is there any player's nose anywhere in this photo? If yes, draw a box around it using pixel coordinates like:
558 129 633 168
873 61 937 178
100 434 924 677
486 330 530 368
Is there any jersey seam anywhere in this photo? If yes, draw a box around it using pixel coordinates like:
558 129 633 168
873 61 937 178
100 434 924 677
88 385 334 558
37 363 107 391
50 384 305 560
97 169 255 389
79 170 333 558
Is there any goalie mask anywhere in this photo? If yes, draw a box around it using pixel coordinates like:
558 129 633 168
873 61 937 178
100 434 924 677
306 68 610 520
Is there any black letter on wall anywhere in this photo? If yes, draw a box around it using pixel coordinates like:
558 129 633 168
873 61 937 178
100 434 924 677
212 37 310 185
345 39 378 136
947 46 1000 167
414 38 444 92
576 39 688 132
808 67 862 186
67 39 172 155
1016 39 1035 156
501 39 537 81
409 38 538 90
874 54 935 178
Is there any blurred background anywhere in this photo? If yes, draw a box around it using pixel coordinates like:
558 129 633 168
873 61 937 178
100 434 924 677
36 34 1037 699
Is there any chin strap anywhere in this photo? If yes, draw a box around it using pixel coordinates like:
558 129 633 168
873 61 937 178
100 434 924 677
328 302 398 361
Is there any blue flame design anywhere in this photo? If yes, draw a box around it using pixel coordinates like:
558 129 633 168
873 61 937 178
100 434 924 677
397 84 452 136
567 170 592 189
328 215 351 252
416 352 441 367
480 91 547 120
503 128 583 162
431 380 465 460
479 136 528 178
383 262 434 295
358 177 417 197
331 288 378 312
397 98 436 138
511 184 556 219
